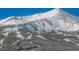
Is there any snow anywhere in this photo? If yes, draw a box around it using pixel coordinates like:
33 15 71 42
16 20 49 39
63 38 72 42
25 34 32 39
3 26 24 39
2 32 9 36
36 35 47 40
75 43 79 46
74 35 79 39
15 27 24 39
11 40 20 45
0 8 79 32
0 8 58 26
0 39 4 48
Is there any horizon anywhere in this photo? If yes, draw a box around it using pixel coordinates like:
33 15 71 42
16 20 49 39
0 8 79 20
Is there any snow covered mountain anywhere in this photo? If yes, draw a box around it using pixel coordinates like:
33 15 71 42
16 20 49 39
1 8 79 51
0 8 79 32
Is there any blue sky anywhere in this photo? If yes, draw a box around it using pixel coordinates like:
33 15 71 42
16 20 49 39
0 8 79 20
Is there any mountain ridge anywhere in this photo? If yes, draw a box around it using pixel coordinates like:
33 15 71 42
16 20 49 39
0 8 79 32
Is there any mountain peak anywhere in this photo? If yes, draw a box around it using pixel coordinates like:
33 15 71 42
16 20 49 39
0 8 77 27
46 8 60 15
52 8 60 12
44 8 71 18
49 8 62 14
